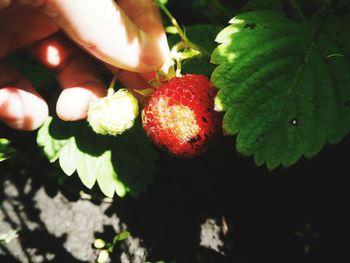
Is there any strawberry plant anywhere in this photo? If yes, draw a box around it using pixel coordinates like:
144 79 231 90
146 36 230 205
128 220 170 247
0 138 15 162
1 0 349 198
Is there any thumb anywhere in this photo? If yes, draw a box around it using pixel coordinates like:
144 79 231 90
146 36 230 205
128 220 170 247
33 0 169 73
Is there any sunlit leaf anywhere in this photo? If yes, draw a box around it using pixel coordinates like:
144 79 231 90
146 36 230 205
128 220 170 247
0 138 15 162
211 10 350 169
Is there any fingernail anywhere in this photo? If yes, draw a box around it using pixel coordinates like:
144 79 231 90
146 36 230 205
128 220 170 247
0 87 48 130
56 84 106 121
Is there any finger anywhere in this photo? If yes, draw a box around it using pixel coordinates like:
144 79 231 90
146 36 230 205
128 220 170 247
0 4 59 59
0 0 11 10
105 63 151 90
117 70 155 106
117 70 151 90
0 62 48 130
28 35 107 121
28 0 169 73
117 0 164 34
117 0 169 69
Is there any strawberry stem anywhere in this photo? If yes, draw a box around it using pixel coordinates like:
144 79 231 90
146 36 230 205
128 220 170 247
175 59 182 77
156 2 187 44
156 1 202 53
107 74 118 97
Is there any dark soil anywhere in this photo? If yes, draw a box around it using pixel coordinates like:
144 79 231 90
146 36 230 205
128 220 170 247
1 126 350 262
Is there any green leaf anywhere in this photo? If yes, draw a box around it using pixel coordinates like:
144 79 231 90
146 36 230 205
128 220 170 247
0 138 15 162
58 137 77 176
95 151 120 198
304 244 310 254
37 117 157 197
211 10 350 169
183 25 222 57
37 118 72 162
94 239 106 249
8 55 55 90
155 0 168 6
97 250 109 263
165 26 178 34
178 48 200 60
112 231 130 246
75 150 98 189
168 24 222 76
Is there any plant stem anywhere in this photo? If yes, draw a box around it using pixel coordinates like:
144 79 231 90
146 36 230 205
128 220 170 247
157 3 188 44
107 74 118 96
288 0 306 22
156 1 205 56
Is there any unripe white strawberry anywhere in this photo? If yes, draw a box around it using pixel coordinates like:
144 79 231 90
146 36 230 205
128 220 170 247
87 89 139 136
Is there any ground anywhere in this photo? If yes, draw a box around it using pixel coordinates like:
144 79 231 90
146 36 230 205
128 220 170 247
1 132 350 262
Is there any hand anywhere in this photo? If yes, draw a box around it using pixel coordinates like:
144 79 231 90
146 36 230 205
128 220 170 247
0 0 169 130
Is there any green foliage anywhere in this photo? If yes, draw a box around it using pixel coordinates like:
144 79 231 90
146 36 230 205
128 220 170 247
294 223 320 255
168 25 222 76
155 0 168 6
0 138 15 162
93 230 130 263
241 0 284 12
37 117 157 197
8 55 55 90
211 10 350 169
111 231 130 249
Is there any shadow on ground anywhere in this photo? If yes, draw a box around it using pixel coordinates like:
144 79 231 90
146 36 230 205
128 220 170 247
1 124 350 262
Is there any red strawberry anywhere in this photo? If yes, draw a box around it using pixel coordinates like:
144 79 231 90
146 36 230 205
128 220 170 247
142 74 221 157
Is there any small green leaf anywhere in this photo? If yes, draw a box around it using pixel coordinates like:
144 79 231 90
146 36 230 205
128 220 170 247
211 10 350 169
94 239 106 249
166 26 178 34
97 249 109 263
155 0 168 6
178 48 200 60
0 138 15 162
304 244 310 254
112 231 130 246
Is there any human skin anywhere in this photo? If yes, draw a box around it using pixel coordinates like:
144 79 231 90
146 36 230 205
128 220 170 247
0 0 169 130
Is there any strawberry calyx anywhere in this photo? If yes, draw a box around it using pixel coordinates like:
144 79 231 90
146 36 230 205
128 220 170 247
147 0 202 89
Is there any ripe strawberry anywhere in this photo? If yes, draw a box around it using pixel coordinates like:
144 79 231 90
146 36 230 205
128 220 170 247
142 74 221 157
